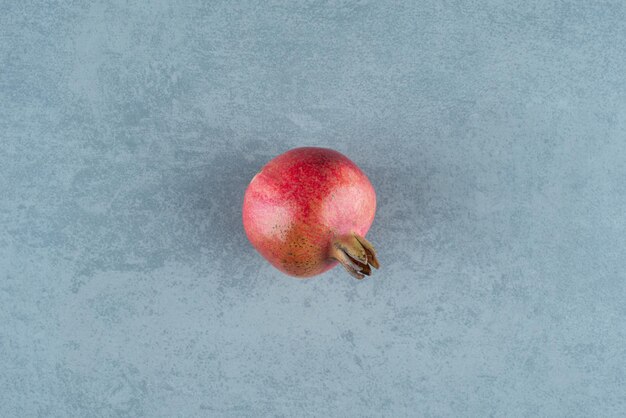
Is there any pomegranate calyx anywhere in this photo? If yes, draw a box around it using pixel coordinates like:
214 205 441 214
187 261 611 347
330 233 380 280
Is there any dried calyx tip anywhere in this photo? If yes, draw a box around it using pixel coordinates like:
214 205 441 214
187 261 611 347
330 233 380 280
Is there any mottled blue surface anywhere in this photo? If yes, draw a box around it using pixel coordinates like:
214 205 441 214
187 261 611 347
2 1 626 416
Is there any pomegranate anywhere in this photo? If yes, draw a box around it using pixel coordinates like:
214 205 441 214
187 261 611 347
242 147 379 280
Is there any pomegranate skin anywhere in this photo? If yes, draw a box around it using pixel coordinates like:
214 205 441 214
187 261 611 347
242 147 377 278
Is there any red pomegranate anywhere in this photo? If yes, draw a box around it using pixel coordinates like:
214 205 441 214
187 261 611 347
242 147 379 279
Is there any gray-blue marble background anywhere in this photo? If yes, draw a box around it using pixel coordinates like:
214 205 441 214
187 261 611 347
2 1 626 416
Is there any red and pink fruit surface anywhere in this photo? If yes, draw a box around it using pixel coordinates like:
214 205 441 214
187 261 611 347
242 147 379 279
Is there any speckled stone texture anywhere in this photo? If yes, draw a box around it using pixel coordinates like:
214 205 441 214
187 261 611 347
1 1 626 417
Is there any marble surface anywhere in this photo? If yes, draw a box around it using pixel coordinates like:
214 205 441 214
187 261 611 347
2 1 626 416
